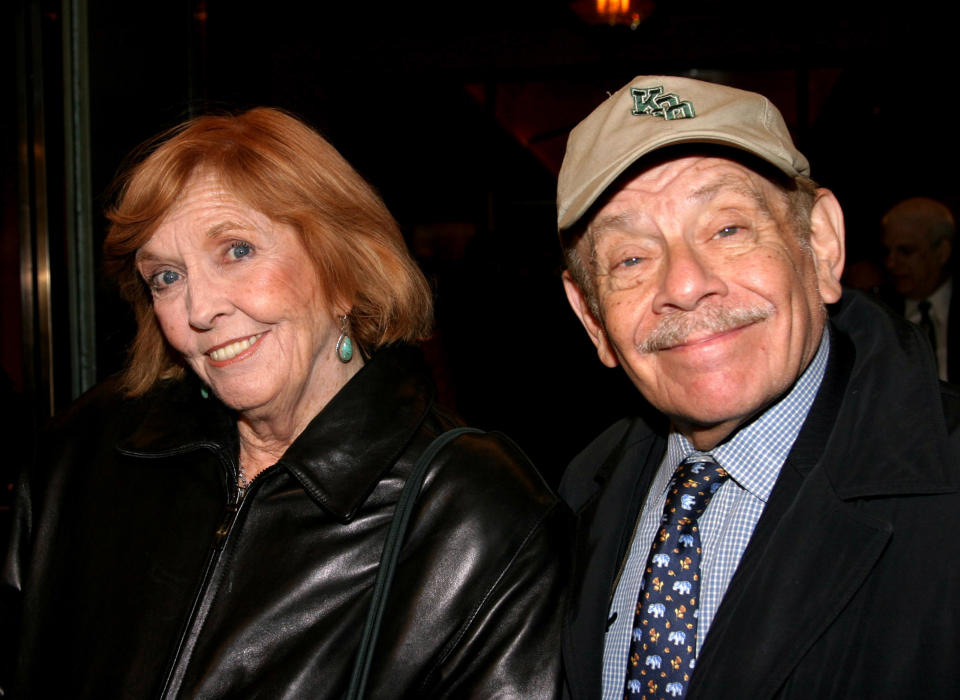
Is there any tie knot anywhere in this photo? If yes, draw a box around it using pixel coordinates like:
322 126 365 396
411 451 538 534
665 458 729 521
919 299 932 315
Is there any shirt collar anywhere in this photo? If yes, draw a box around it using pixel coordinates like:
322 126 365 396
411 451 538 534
906 278 952 320
665 329 830 502
931 278 952 314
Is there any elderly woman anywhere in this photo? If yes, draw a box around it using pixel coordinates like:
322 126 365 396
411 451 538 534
3 108 569 698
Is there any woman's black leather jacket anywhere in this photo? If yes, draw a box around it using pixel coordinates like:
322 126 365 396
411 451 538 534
2 345 571 698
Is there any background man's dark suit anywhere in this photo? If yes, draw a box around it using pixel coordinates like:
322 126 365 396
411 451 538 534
889 287 960 383
560 293 960 699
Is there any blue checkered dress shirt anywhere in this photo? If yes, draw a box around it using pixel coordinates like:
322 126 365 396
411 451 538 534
601 331 830 700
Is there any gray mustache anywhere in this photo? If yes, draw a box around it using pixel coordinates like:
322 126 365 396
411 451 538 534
636 304 774 354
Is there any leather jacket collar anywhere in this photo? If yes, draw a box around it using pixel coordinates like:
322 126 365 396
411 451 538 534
119 344 436 522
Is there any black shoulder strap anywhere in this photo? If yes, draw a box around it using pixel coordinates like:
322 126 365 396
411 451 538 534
346 426 484 700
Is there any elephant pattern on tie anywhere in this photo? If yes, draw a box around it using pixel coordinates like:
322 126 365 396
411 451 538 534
624 458 729 699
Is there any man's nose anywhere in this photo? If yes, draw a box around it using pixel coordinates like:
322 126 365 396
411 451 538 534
650 242 727 313
884 250 899 271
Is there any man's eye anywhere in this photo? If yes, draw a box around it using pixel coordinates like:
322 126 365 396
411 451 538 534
715 226 740 238
229 241 253 259
620 256 644 268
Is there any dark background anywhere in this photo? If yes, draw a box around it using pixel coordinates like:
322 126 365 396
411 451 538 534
5 0 960 492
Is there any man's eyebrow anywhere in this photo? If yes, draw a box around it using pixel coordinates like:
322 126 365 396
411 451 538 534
588 211 634 237
690 175 776 218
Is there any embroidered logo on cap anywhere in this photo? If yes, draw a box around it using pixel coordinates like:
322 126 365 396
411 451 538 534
630 86 695 120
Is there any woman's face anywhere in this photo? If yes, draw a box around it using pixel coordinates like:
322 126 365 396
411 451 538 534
136 172 357 424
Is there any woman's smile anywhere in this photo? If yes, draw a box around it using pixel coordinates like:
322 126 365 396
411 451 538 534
206 332 266 364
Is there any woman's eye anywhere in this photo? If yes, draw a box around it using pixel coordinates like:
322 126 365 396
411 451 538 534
150 269 181 289
229 241 253 259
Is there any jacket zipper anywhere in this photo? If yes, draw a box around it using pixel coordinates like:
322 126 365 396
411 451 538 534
212 483 245 549
158 449 247 699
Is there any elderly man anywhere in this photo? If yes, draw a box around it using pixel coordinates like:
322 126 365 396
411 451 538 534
557 76 960 700
882 196 957 381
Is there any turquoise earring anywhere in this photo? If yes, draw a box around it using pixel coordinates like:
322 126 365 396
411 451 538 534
336 315 353 363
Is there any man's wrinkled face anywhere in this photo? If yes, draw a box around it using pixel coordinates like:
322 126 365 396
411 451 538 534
564 156 844 449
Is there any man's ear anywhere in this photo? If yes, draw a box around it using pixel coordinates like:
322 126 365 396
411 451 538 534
562 270 620 368
807 188 846 304
936 238 952 268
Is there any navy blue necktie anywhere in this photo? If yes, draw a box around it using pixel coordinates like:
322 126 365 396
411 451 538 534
624 457 729 699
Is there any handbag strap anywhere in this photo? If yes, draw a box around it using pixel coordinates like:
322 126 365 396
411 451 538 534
346 426 484 700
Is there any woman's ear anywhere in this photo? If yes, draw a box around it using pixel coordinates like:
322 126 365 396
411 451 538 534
562 271 619 368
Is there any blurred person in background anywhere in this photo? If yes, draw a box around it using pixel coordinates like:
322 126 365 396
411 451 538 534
882 196 957 381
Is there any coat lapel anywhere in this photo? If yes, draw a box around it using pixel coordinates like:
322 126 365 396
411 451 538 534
688 464 892 699
562 420 666 699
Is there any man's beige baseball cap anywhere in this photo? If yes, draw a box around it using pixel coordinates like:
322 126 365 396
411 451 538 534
557 75 810 231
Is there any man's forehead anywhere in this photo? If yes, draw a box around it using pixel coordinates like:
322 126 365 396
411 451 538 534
587 156 778 233
882 223 932 247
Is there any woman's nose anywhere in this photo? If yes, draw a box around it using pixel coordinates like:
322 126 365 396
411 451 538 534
185 270 233 330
